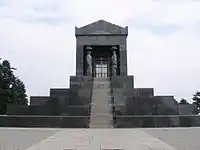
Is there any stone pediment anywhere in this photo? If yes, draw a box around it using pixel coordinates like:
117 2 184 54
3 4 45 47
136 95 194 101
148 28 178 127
75 20 128 36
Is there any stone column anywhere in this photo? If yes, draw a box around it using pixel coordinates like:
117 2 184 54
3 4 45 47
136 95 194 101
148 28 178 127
76 45 84 76
119 45 127 76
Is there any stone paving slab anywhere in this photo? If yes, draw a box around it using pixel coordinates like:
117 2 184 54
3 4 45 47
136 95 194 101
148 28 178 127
0 128 58 150
0 127 200 150
143 127 200 150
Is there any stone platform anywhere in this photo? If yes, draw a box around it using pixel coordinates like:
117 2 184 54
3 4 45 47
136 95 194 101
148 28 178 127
0 127 200 150
1 115 200 128
0 115 89 128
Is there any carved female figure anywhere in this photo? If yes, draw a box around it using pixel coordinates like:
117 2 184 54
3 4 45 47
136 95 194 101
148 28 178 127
86 50 92 76
111 50 117 76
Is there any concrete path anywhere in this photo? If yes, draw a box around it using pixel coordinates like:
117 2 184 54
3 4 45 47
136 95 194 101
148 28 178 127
25 129 177 150
2 127 198 150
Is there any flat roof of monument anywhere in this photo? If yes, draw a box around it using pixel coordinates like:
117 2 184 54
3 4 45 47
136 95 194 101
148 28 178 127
75 20 128 36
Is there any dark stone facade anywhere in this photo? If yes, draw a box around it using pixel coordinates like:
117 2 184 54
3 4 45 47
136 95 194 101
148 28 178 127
114 115 200 128
5 76 93 127
111 77 179 117
75 20 128 76
0 115 89 128
1 20 199 128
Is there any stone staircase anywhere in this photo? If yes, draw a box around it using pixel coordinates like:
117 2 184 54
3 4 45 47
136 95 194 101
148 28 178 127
89 78 113 128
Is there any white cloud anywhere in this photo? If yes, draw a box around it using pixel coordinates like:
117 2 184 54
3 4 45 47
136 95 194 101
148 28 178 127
0 0 200 102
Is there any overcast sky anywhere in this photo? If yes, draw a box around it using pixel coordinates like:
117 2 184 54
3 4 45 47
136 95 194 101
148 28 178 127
0 0 200 102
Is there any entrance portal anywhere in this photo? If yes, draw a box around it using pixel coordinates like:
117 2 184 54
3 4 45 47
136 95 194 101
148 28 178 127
84 46 119 78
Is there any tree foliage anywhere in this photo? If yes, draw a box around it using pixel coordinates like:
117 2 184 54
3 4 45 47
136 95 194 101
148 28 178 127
179 98 189 104
192 91 200 107
0 59 27 114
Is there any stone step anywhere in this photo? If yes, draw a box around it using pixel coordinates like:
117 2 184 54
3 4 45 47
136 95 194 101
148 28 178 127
91 94 111 97
91 110 111 112
90 105 111 109
90 107 111 111
90 115 113 118
89 125 113 128
90 121 113 126
92 90 110 92
90 119 113 124
90 110 112 114
90 118 112 121
92 91 110 93
91 102 112 105
90 108 111 111
90 112 112 115
93 85 110 87
90 79 113 128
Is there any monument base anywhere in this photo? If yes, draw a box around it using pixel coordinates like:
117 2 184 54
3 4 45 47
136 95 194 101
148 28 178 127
115 115 200 128
0 115 89 128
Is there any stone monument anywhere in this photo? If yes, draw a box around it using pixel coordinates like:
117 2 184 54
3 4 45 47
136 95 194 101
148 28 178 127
111 47 117 76
0 20 199 128
86 48 92 76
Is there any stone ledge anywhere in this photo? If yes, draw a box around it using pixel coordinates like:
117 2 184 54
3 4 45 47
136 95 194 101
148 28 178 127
0 115 90 128
114 115 200 128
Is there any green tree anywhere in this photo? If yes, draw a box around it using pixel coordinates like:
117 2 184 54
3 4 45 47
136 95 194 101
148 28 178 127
192 91 200 108
10 78 28 105
174 99 178 104
179 98 189 104
0 59 27 114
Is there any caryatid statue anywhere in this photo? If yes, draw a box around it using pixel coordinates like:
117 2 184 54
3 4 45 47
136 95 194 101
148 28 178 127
111 47 117 76
86 47 92 76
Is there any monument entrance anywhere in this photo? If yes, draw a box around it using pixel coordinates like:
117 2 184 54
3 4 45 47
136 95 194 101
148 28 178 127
93 46 110 78
75 20 128 77
84 46 119 78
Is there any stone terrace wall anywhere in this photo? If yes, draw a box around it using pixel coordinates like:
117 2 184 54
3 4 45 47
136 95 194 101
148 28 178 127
0 116 89 128
114 115 200 128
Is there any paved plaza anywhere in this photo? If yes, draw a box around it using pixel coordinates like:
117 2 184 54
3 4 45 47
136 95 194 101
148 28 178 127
0 127 199 150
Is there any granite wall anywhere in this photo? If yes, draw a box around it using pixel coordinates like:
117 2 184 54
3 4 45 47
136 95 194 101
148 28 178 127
114 115 200 128
178 104 197 115
6 76 93 117
0 115 89 128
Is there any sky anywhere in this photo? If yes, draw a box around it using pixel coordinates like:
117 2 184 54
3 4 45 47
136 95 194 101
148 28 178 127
0 0 200 102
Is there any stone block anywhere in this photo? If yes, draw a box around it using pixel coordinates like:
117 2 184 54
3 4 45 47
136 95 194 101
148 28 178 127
70 76 93 89
112 104 126 115
67 105 91 116
140 116 155 128
111 76 134 89
154 116 179 127
154 96 178 115
192 115 200 126
134 88 154 97
7 105 30 115
124 96 155 115
0 116 90 128
50 88 69 97
7 105 53 116
60 116 90 128
179 104 197 115
112 88 124 105
179 115 194 127
114 115 200 128
30 96 50 106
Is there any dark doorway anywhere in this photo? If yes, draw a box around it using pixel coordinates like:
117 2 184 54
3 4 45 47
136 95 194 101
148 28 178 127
95 57 109 78
83 45 119 78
